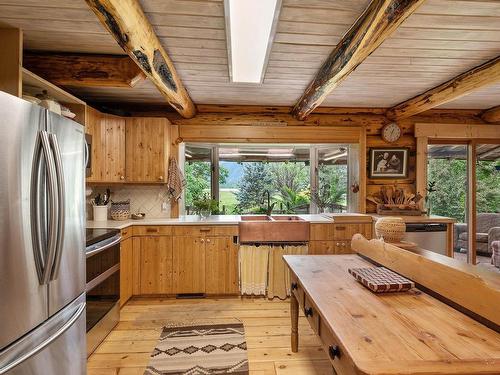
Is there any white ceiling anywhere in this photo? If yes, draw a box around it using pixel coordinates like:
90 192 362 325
0 0 498 109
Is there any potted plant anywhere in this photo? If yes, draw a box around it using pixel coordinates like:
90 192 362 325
425 181 437 216
192 193 219 218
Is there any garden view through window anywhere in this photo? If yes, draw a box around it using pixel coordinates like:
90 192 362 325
184 143 356 215
427 143 500 268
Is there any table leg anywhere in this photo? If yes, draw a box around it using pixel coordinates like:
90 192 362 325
291 292 299 352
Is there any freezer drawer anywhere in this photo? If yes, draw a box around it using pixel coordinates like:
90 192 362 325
0 293 86 375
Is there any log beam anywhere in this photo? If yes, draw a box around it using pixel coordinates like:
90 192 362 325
387 56 500 120
481 105 500 123
291 0 425 121
86 0 196 118
23 52 145 88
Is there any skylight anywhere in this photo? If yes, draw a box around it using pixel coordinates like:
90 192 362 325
225 0 281 83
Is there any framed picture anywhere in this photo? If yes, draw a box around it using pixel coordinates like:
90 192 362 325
369 148 408 178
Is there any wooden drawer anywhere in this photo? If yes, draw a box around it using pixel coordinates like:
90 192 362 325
304 295 320 334
172 225 238 237
121 227 132 240
310 224 334 241
134 226 173 236
290 274 304 308
319 319 356 375
333 223 372 240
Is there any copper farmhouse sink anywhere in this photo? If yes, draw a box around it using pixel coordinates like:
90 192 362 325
239 215 309 243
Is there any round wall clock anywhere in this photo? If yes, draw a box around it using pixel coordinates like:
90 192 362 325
381 122 402 143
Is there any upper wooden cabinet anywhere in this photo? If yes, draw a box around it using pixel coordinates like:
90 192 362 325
85 111 170 184
125 117 169 183
85 107 126 183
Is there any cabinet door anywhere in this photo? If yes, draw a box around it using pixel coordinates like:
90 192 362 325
120 238 133 307
103 115 125 182
139 236 173 294
172 236 206 293
334 241 353 254
125 117 169 183
309 240 335 255
205 236 239 295
85 108 125 183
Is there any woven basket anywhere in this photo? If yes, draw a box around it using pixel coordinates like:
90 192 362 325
375 216 406 243
110 200 130 221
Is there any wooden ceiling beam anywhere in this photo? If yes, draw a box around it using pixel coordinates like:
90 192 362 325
387 56 500 120
480 105 500 124
23 52 145 88
290 0 425 121
85 0 196 118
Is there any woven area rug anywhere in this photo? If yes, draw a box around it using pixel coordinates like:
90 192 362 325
144 322 249 375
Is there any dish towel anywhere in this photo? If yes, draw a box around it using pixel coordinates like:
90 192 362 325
239 245 270 296
167 157 186 201
268 244 308 300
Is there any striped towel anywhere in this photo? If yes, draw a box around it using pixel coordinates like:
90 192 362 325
167 157 186 201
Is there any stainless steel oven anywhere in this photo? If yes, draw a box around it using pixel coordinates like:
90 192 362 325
85 229 121 356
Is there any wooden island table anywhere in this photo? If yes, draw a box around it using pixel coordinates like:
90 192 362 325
284 238 500 374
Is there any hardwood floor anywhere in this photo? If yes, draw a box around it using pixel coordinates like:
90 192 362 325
87 297 331 375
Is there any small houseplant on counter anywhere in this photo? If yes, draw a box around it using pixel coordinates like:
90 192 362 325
192 193 219 218
425 181 437 216
91 189 110 221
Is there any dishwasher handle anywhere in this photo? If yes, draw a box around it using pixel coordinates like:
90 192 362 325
405 223 447 232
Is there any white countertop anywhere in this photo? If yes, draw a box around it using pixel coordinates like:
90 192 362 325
86 214 335 229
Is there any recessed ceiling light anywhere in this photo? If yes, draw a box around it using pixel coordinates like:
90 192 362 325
225 0 281 83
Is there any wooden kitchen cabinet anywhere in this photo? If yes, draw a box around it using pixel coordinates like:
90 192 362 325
125 117 169 183
139 236 173 294
309 240 335 255
205 236 239 295
120 237 133 307
85 107 126 183
309 221 372 255
172 235 206 294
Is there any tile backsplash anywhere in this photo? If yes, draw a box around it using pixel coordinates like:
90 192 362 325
87 185 171 220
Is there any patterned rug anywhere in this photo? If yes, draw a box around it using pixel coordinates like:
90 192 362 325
144 323 249 375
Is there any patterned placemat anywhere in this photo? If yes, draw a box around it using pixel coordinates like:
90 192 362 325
348 266 415 293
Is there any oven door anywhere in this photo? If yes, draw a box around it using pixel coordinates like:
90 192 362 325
85 238 120 340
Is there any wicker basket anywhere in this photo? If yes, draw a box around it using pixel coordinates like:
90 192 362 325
375 216 406 243
110 200 130 221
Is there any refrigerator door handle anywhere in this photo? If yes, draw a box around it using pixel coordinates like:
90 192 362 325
40 131 59 285
48 133 66 281
30 133 46 284
0 297 85 374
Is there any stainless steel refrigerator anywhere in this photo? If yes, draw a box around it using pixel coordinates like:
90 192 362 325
0 91 86 374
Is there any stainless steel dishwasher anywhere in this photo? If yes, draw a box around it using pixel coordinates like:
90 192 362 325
404 223 448 255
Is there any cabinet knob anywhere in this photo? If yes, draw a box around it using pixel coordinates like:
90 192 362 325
200 239 205 243
328 345 341 360
291 282 298 290
120 175 125 180
341 242 346 247
336 242 340 246
304 307 313 317
206 239 211 243
158 175 163 181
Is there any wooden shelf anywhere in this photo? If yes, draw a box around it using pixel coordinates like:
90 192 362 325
22 67 85 105
22 68 87 125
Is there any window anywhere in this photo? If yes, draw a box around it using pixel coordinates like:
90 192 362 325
183 143 358 215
